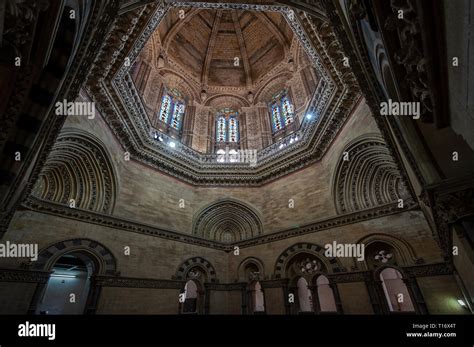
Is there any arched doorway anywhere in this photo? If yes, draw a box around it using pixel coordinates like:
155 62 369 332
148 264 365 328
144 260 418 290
182 280 199 314
36 253 94 315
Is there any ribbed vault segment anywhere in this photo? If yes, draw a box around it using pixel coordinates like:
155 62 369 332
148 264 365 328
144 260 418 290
333 135 407 214
193 199 263 243
32 129 117 214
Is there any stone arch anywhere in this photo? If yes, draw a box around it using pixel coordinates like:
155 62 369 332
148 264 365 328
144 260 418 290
32 238 117 276
174 257 218 283
254 71 293 104
0 1 97 233
273 243 344 279
160 69 199 101
355 233 419 271
237 257 265 282
205 94 250 109
332 134 409 214
32 129 118 214
193 198 263 243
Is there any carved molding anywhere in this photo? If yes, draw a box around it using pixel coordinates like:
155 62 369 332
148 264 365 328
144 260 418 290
0 268 51 284
31 129 118 214
174 256 218 283
30 238 118 276
85 1 361 186
192 199 263 242
328 271 371 283
273 243 345 279
403 262 453 277
424 177 474 255
333 134 411 214
94 275 183 289
22 195 419 250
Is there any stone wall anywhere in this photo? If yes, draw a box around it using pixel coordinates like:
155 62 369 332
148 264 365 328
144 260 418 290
60 97 378 236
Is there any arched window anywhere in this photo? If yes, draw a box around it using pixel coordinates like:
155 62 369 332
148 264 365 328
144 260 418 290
214 108 240 161
297 277 313 313
215 109 239 145
159 94 172 123
269 89 294 133
379 268 415 312
170 103 185 130
228 116 238 142
216 116 227 142
182 280 198 314
316 275 337 312
281 96 294 125
271 105 283 131
37 254 92 314
249 281 265 313
156 89 186 134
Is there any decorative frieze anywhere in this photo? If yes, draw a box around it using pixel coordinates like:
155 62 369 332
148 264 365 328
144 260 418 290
0 268 51 284
94 275 183 289
22 196 418 250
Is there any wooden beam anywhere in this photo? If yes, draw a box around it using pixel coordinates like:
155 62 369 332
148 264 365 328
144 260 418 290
254 12 289 55
162 8 200 51
231 10 253 88
201 10 223 86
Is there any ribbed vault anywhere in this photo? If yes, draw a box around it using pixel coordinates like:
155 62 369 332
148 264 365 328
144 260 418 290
333 135 408 214
193 199 263 243
32 129 117 214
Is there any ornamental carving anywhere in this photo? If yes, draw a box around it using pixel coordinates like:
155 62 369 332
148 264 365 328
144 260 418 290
84 1 361 186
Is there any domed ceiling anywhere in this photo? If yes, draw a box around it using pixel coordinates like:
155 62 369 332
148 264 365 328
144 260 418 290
88 1 362 186
159 9 293 88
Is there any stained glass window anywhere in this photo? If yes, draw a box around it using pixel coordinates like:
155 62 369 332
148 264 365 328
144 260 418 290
159 95 172 123
156 90 186 133
282 97 294 125
269 90 294 133
271 105 282 131
228 116 238 142
216 116 227 142
215 109 240 149
171 103 184 130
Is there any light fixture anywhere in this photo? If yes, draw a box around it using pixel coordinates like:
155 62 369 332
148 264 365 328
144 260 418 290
289 138 294 144
158 135 163 142
168 141 176 148
457 299 466 307
279 144 284 149
306 113 313 120
51 274 77 278
154 133 158 139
